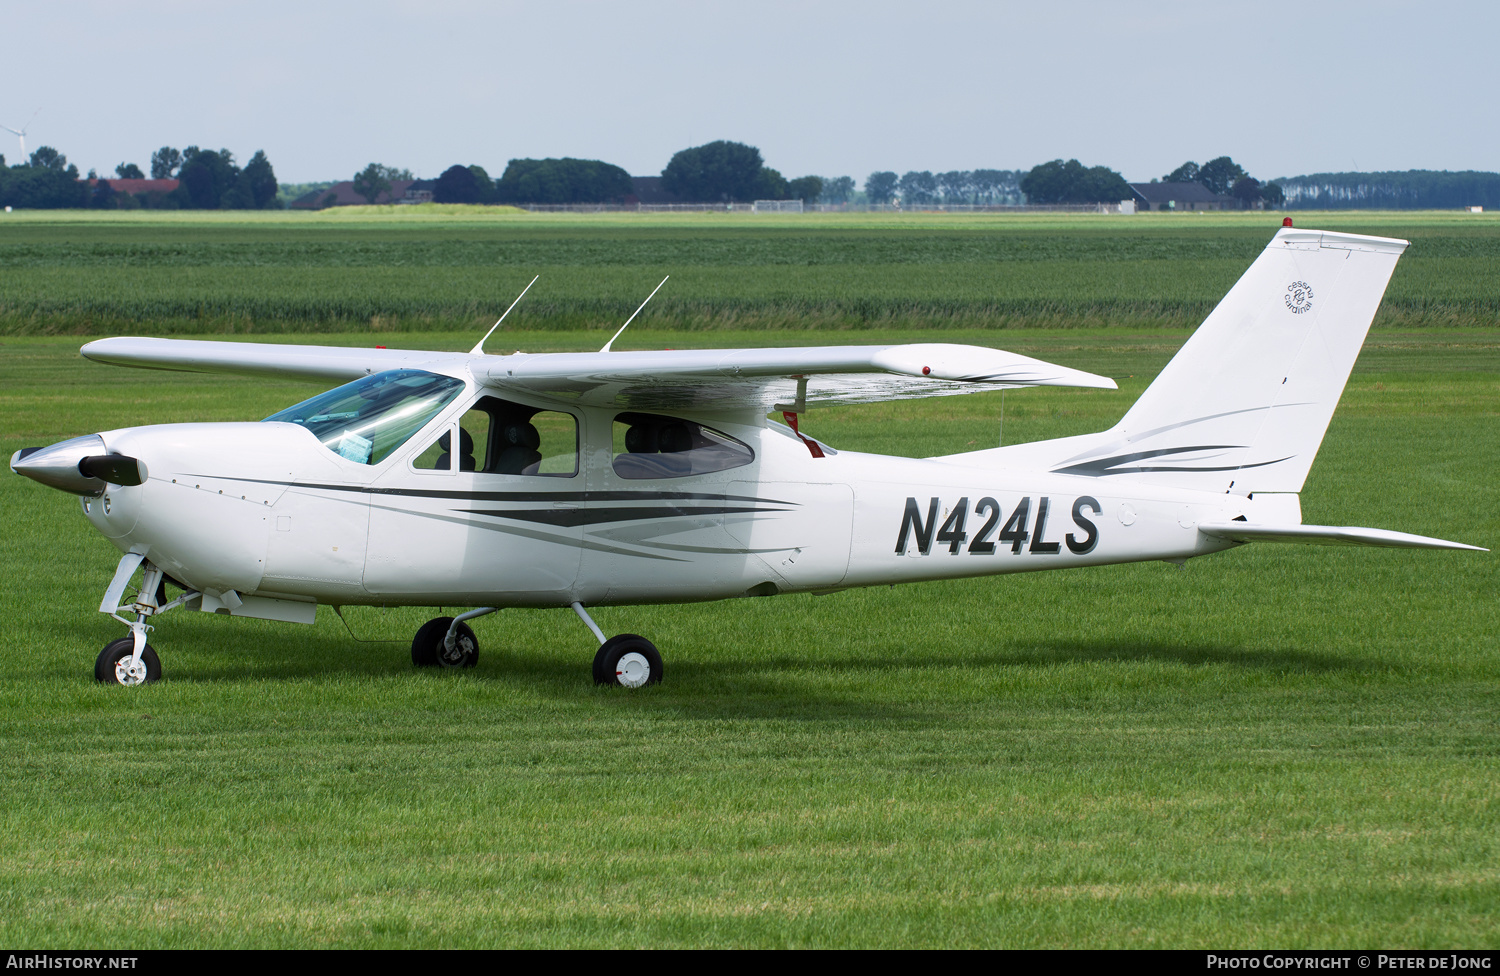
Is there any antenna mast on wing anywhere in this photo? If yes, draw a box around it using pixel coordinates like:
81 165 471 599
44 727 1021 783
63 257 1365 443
601 275 669 352
470 274 539 355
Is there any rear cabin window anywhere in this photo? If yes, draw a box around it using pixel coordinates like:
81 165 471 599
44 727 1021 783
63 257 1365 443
611 412 753 480
412 396 577 476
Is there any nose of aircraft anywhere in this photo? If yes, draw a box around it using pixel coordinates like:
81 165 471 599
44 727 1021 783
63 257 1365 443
10 434 149 495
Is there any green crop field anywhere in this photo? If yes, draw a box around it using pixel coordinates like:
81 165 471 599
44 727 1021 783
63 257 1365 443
1 207 1497 335
0 210 1495 948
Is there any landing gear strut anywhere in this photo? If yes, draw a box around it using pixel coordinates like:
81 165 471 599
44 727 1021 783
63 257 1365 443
573 602 662 688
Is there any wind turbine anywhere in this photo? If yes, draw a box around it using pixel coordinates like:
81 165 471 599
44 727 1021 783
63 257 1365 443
1 110 40 161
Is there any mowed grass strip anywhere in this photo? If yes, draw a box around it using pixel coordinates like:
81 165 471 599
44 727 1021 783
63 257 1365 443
0 329 1495 947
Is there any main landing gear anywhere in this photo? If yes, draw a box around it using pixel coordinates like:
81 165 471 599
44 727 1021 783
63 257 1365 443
410 609 490 668
408 602 664 688
574 602 662 688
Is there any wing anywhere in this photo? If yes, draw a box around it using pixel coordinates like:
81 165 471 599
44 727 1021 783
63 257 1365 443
80 337 466 381
80 337 1116 409
475 343 1116 410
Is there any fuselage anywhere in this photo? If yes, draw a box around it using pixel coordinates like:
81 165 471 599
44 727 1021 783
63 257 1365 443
62 370 1272 617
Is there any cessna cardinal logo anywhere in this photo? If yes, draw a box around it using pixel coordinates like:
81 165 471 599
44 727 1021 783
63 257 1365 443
1285 281 1314 314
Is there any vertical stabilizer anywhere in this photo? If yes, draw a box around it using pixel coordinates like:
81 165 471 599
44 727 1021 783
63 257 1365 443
1042 227 1407 494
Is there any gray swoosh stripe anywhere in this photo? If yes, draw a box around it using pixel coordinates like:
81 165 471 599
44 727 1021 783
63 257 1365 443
365 501 686 561
1053 445 1292 477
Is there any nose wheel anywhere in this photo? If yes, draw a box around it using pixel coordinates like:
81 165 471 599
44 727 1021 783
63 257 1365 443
95 637 161 685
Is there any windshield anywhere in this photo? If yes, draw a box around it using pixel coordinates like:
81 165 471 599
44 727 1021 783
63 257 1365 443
264 369 465 465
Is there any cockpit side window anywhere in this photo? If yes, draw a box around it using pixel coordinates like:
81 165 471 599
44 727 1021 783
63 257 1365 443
611 412 754 480
263 370 465 465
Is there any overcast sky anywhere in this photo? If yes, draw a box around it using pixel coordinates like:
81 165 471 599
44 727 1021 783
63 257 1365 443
3 1 1494 185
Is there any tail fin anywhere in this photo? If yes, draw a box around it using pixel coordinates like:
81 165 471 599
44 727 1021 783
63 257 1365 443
1045 226 1407 494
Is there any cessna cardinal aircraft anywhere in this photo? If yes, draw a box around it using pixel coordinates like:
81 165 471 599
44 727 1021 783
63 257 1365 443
10 224 1486 687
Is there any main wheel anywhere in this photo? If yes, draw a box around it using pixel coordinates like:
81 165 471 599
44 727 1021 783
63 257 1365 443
95 637 161 686
592 634 663 688
412 617 479 668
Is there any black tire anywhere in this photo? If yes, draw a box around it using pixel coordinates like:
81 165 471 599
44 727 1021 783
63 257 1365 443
592 634 663 688
412 617 478 669
95 637 161 685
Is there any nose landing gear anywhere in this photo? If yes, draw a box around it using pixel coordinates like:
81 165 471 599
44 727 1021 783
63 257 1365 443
94 551 199 686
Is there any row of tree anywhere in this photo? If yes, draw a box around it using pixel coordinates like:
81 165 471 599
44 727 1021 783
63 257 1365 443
427 158 636 205
657 140 824 204
9 139 1491 211
1274 170 1500 210
864 170 1024 205
859 156 1285 208
148 146 279 209
384 141 830 206
860 162 1128 206
0 148 89 209
1019 161 1131 205
0 144 281 210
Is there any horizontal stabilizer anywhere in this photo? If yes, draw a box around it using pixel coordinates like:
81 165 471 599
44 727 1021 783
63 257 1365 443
1198 522 1486 551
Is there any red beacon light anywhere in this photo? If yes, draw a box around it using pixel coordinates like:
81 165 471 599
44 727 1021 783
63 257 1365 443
922 365 931 375
1283 217 1293 227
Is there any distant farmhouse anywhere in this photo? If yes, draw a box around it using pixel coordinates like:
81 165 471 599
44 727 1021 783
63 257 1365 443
291 179 434 208
1128 182 1233 211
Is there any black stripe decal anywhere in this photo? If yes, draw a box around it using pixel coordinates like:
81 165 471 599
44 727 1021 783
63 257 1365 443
188 475 793 506
460 505 790 528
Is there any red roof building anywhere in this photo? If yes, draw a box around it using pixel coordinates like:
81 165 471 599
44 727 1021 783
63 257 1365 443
87 178 180 195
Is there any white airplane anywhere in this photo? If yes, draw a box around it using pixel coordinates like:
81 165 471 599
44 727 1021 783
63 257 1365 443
10 224 1485 688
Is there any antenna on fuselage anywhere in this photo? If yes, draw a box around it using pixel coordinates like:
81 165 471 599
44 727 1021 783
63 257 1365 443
470 274 539 355
601 275 669 353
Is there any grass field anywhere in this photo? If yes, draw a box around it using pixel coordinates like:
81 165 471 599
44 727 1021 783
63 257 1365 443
0 212 1496 947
